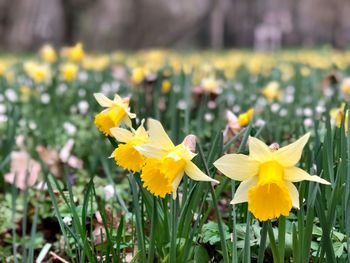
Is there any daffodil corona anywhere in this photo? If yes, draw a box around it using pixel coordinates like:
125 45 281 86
136 119 219 198
214 133 330 221
94 93 136 136
110 121 149 172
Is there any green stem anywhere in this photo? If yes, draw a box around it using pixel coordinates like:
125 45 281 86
147 197 157 263
257 222 268 263
169 199 177 263
267 221 280 263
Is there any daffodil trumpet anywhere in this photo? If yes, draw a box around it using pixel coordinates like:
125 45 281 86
136 119 219 199
214 133 330 221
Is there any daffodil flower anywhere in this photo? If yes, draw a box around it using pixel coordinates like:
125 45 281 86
94 93 136 136
110 121 149 172
214 133 330 221
136 119 219 198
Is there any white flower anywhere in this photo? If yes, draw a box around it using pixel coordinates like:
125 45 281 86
255 118 266 127
78 89 86 97
271 103 280 113
0 104 6 114
177 100 187 110
40 93 50 104
57 84 67 95
103 185 115 201
233 105 241 113
63 216 72 226
204 113 214 122
5 89 17 102
78 100 89 114
303 108 313 117
29 121 37 130
304 118 313 128
63 122 77 136
0 115 8 123
279 108 288 117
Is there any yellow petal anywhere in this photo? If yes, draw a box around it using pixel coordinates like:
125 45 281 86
274 133 310 167
285 181 300 209
94 93 114 107
184 162 219 183
230 176 258 205
135 145 168 159
214 154 259 181
110 127 133 143
284 167 330 185
147 118 174 150
249 136 272 162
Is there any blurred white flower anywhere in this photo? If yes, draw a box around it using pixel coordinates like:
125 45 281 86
29 121 37 130
78 89 86 97
0 104 6 114
103 185 115 201
5 89 17 102
279 108 288 117
111 81 120 92
78 100 89 114
316 105 325 114
233 105 241 113
284 94 294 103
40 93 50 104
57 84 67 95
324 87 333 98
234 83 243 91
256 118 266 127
271 103 280 113
177 100 187 110
63 216 72 226
303 108 313 117
207 101 216 109
173 84 181 93
63 122 77 136
0 115 7 123
204 112 214 122
70 106 78 114
101 83 111 94
78 71 88 82
304 118 313 128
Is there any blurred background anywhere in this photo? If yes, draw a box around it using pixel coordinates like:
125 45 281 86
0 0 350 51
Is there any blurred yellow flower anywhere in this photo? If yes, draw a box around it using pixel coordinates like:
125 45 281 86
60 63 79 81
94 93 136 136
24 61 51 83
238 108 254 127
330 104 348 130
261 81 282 102
40 44 57 63
214 133 330 221
131 67 145 84
67 43 85 62
161 79 171 93
110 121 149 172
201 77 221 94
136 119 219 198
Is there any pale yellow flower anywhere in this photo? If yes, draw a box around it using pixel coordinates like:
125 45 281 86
136 119 219 198
214 133 330 221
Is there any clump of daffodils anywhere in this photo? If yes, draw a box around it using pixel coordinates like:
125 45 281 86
94 93 136 136
65 43 85 62
136 119 219 198
214 133 330 221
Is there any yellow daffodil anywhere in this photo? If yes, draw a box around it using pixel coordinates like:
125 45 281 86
214 133 330 221
67 43 85 62
110 121 149 172
23 61 51 83
60 63 79 81
136 119 219 198
225 109 254 134
261 81 282 102
330 103 348 130
161 79 171 93
131 67 145 84
201 77 221 94
94 93 136 136
40 44 57 63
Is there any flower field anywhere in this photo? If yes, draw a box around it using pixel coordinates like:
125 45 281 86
0 44 349 262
